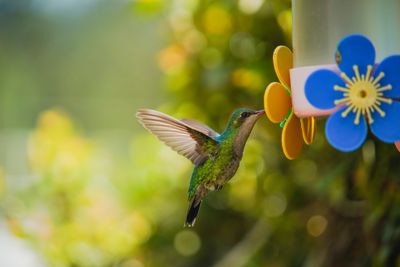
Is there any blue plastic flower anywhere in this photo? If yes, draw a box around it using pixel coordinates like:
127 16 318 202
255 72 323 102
305 34 400 152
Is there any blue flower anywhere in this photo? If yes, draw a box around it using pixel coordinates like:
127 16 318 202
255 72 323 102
305 34 400 152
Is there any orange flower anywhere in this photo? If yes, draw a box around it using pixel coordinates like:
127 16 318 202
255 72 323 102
264 46 316 159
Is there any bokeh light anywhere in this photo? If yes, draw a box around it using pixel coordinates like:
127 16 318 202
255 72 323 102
307 215 328 237
238 0 264 15
265 193 287 217
174 230 201 256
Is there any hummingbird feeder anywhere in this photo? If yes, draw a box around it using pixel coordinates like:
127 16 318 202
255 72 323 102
264 0 400 159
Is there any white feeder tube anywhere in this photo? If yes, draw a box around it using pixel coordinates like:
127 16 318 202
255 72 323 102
292 0 400 67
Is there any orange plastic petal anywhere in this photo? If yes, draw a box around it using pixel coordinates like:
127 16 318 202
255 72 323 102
300 117 316 145
264 82 291 123
273 46 293 89
395 141 400 152
282 113 303 160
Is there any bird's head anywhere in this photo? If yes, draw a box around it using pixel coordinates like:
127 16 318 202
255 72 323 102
221 108 264 157
227 108 264 130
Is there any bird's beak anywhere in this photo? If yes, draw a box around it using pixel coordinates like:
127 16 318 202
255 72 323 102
255 109 265 117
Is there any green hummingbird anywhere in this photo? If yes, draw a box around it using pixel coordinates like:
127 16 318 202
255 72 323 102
136 108 264 226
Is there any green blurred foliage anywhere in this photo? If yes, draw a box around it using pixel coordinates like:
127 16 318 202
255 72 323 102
0 0 400 267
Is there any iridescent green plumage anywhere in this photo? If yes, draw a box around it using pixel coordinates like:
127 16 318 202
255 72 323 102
136 108 263 226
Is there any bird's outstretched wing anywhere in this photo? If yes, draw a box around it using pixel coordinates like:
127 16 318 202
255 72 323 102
180 118 219 139
136 109 220 165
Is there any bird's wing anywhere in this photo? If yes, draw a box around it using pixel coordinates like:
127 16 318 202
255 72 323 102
180 119 220 139
136 109 220 165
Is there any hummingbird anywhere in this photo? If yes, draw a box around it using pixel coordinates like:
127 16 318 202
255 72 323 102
136 108 264 226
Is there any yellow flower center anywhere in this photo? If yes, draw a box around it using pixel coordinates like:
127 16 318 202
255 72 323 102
333 65 393 125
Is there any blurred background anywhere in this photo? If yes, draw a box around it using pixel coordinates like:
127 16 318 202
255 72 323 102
0 0 399 266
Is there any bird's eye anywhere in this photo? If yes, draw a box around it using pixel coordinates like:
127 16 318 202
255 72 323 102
240 112 250 119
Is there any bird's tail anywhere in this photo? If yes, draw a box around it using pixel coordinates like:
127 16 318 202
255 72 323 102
185 197 202 227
